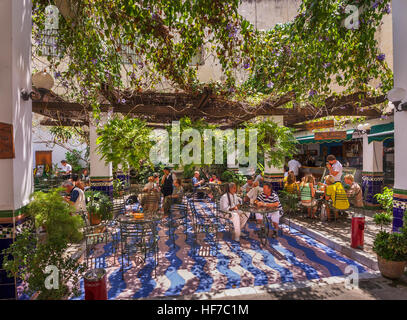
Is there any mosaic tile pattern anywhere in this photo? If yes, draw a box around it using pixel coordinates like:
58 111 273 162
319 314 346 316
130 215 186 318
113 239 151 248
393 190 407 232
361 173 384 206
68 199 368 300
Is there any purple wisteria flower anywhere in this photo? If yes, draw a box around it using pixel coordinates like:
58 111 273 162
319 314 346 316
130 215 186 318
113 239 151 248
54 71 61 79
377 54 386 61
267 82 274 88
323 62 331 69
381 115 388 120
309 89 317 97
117 98 126 104
384 4 391 14
243 62 250 69
228 87 235 93
92 58 98 65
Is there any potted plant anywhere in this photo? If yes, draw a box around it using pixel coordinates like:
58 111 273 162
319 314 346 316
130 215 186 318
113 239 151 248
113 178 125 198
85 190 113 225
2 188 85 300
373 212 407 279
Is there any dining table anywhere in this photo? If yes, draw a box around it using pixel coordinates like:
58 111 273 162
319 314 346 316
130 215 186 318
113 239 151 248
239 203 278 245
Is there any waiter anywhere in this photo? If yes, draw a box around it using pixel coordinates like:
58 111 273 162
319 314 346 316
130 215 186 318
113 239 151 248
326 154 343 182
161 167 175 215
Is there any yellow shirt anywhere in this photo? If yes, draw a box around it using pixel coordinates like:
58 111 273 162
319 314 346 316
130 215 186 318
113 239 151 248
326 182 349 210
284 182 299 194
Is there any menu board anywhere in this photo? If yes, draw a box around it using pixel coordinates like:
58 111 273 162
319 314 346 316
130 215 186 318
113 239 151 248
314 131 347 141
0 123 15 159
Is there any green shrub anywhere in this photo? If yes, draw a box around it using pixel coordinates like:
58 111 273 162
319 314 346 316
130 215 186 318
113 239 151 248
374 187 393 215
2 188 85 299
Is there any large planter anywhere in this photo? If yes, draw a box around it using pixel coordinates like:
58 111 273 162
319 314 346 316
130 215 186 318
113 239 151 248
88 212 101 226
377 255 407 280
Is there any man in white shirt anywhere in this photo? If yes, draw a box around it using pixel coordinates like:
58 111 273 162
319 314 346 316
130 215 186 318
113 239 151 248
241 177 254 193
326 154 343 182
219 183 249 242
246 181 263 204
288 157 302 178
60 160 72 179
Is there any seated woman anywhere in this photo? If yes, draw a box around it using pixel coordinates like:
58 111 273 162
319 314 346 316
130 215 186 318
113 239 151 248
219 183 249 242
324 175 350 220
299 174 317 219
170 179 184 204
284 171 299 195
344 174 364 208
70 174 85 191
143 176 156 192
163 179 184 214
209 174 220 184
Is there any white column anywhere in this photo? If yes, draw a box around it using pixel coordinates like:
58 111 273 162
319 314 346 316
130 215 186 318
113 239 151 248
392 0 407 231
362 137 383 172
361 135 384 206
89 115 113 197
263 116 284 191
0 0 32 299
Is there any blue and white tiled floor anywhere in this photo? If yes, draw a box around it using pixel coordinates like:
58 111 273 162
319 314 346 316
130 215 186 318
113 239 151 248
65 199 371 300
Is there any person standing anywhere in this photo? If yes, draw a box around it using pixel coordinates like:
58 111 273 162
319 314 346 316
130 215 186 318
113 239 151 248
287 157 302 179
220 183 249 242
161 167 175 215
326 154 343 182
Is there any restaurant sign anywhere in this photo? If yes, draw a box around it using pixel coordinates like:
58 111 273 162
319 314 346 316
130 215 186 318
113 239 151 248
314 131 347 141
0 123 14 159
305 120 334 130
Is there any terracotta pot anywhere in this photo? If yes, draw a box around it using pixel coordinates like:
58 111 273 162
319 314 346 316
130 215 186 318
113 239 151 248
88 212 101 226
377 255 407 280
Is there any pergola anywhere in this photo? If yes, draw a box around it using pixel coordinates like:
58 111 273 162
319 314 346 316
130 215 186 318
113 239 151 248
32 86 386 129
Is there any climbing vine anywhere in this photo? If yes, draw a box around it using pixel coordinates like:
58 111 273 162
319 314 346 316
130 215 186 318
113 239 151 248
31 0 392 114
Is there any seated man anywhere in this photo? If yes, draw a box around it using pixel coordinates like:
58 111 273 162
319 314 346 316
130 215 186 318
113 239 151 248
62 180 86 214
324 175 349 220
219 183 249 242
344 174 364 208
254 183 284 237
192 171 205 198
60 160 72 179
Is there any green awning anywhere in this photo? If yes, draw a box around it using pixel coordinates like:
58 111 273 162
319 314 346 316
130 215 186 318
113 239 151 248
368 123 394 143
296 129 355 144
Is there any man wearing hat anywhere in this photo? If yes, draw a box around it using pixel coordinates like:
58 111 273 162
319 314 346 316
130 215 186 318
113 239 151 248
161 167 176 215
